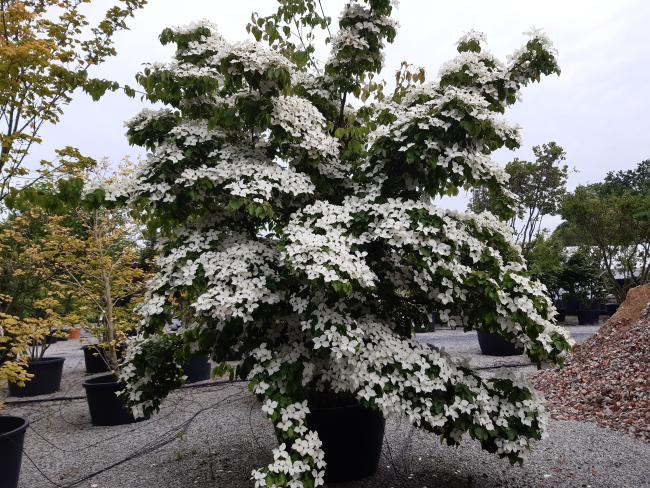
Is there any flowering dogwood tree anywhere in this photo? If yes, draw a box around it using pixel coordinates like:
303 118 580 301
89 1 574 486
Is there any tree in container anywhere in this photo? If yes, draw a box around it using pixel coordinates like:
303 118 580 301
88 2 573 485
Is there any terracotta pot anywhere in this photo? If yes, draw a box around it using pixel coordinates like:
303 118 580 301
68 328 81 340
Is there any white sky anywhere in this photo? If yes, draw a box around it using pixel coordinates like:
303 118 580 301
31 0 650 224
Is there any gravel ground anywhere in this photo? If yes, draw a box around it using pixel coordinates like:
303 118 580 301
4 325 649 488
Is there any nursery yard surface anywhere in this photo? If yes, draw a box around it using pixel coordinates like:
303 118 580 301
3 326 649 488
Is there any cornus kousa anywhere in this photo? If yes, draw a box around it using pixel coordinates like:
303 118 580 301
86 1 573 486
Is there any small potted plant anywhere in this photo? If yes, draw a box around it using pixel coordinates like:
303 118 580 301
6 299 67 398
0 310 32 488
82 313 131 374
41 187 149 425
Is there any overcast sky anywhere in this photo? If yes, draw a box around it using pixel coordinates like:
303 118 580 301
31 0 650 222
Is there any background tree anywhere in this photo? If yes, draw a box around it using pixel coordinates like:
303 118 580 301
471 142 569 250
44 205 147 369
1 163 148 369
0 0 146 203
556 246 606 303
560 161 650 302
524 233 565 300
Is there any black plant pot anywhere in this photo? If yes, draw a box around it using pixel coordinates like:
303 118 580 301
83 345 110 374
0 416 28 488
477 332 523 356
226 349 243 362
183 355 211 383
306 398 385 483
564 295 581 316
82 345 124 374
577 309 599 325
45 334 62 345
83 374 140 426
8 357 65 397
555 307 566 323
606 303 619 316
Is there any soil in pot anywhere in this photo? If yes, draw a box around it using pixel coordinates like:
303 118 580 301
8 357 65 397
183 355 211 383
577 309 600 325
305 392 385 483
0 416 28 488
477 332 523 356
83 374 144 426
82 345 124 374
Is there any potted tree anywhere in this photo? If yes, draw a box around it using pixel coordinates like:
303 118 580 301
0 210 78 397
89 5 573 486
0 310 32 488
44 180 148 425
6 319 66 397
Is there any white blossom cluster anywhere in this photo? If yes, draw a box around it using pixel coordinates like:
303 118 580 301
271 96 340 158
326 1 397 70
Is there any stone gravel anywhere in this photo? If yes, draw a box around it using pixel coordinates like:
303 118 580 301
3 326 648 488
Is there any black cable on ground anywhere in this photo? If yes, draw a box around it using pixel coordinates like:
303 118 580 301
3 378 249 406
23 389 248 488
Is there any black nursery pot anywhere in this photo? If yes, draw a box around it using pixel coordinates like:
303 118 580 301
82 374 141 426
564 295 581 315
306 397 385 483
8 357 65 397
606 303 619 316
477 332 523 356
555 308 566 323
577 309 599 325
0 416 28 488
183 355 211 383
82 345 124 374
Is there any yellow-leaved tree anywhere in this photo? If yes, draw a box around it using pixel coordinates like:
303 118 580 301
0 0 146 203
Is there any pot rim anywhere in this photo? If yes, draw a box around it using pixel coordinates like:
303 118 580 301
309 402 367 412
0 415 29 439
28 356 66 365
82 373 120 387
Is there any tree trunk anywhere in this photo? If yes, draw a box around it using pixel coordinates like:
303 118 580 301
103 272 119 371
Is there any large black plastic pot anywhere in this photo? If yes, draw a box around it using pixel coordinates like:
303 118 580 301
577 309 599 325
183 355 211 383
555 308 566 323
564 295 581 316
477 332 523 356
83 345 109 374
0 416 28 488
82 374 140 426
82 345 124 374
606 303 619 316
8 357 65 397
306 397 385 483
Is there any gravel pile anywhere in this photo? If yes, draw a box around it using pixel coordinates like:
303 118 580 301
532 285 650 442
